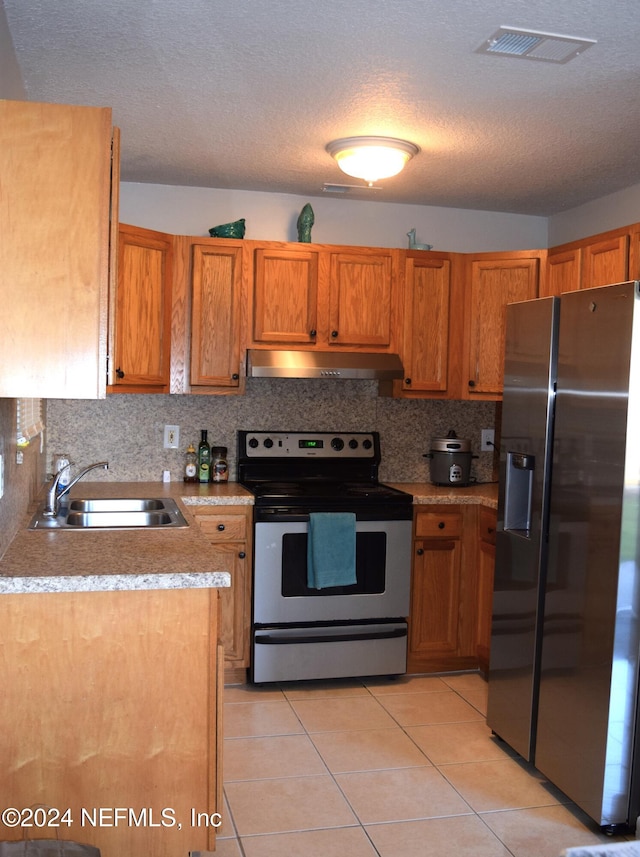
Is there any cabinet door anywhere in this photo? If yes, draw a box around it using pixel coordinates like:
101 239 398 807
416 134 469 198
253 247 319 344
0 100 114 399
580 234 628 289
401 255 451 393
110 224 172 391
408 538 461 666
466 256 539 397
329 251 395 347
543 248 581 297
191 243 243 387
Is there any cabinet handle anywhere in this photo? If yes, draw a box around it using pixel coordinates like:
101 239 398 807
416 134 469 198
309 329 317 338
468 379 476 387
232 373 239 381
217 523 225 531
405 377 412 386
238 551 246 559
416 548 424 556
115 367 125 379
438 521 445 529
331 330 339 338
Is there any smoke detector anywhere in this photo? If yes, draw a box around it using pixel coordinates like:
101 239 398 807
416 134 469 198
476 26 596 64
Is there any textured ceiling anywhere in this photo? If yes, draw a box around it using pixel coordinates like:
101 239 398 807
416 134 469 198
3 0 640 216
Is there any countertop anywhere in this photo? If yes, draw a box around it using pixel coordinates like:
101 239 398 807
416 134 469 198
0 479 497 594
0 481 254 594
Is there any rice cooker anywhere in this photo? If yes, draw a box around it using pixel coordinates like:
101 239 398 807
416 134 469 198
424 430 476 487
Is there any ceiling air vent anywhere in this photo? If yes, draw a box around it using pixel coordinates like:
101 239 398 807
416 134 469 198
476 26 596 64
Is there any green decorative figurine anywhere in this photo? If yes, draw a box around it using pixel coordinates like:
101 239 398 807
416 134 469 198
297 203 315 243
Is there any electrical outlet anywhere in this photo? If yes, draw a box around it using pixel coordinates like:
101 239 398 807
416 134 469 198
481 428 495 452
164 425 180 449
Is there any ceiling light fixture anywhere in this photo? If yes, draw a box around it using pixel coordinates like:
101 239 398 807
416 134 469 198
326 136 419 186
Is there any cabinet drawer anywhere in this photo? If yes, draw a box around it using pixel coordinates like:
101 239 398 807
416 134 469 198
193 513 247 541
479 508 496 545
415 511 462 539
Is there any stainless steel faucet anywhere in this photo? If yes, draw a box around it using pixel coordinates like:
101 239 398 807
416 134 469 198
43 461 109 517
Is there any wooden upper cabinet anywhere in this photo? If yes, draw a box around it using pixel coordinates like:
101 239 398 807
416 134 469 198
109 224 173 392
328 250 397 348
400 253 453 395
581 233 628 289
0 99 116 399
190 242 244 389
253 247 319 345
464 253 541 398
542 247 581 297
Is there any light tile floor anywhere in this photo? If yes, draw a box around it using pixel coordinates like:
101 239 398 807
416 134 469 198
218 672 632 857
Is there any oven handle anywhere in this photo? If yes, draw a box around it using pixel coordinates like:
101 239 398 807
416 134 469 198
255 627 407 645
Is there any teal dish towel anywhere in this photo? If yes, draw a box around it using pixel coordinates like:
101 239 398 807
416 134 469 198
307 512 357 589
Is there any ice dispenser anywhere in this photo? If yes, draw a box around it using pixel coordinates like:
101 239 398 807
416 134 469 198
504 452 535 534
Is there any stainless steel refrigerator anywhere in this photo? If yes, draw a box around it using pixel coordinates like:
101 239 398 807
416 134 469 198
487 280 640 832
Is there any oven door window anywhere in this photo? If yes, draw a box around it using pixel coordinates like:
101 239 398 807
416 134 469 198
282 531 386 596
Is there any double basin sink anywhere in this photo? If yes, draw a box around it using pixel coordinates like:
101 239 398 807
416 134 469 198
29 497 189 530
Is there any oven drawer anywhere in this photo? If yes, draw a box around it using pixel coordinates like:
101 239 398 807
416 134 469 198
191 511 247 541
415 510 462 539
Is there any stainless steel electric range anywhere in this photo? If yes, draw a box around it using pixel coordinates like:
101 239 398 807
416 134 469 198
237 431 413 683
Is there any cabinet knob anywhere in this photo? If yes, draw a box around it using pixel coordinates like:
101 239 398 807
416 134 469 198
404 378 412 386
309 329 317 338
232 373 239 381
238 551 246 559
115 367 125 379
468 379 476 387
416 548 424 556
331 330 339 338
217 523 225 531
438 521 445 529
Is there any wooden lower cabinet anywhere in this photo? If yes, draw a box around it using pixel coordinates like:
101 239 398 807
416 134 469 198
0 587 222 855
407 504 497 674
476 506 497 673
191 504 252 683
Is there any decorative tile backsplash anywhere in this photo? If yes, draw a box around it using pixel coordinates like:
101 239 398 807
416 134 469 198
46 380 498 486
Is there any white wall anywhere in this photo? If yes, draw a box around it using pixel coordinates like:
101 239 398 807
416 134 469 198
548 180 640 246
120 183 548 253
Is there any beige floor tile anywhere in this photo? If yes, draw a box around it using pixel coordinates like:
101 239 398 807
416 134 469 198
335 765 472 823
217 793 237 839
240 825 380 857
441 757 566 812
289 695 397 732
224 684 285 703
225 775 357 835
376 689 484 725
440 672 489 714
364 674 450 695
280 678 368 699
224 700 303 738
406 720 515 764
311 727 430 772
209 836 243 856
365 814 512 857
224 734 327 780
480 804 622 857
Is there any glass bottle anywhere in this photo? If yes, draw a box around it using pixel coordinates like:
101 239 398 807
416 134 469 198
197 430 211 483
211 446 229 483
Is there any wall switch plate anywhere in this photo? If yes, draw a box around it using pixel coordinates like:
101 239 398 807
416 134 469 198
481 429 495 452
164 425 180 449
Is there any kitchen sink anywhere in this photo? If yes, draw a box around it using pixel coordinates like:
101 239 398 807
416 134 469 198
29 497 189 530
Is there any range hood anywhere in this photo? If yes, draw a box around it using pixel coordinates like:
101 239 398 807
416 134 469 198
247 349 404 380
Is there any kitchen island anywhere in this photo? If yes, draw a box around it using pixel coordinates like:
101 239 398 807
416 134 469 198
0 481 246 856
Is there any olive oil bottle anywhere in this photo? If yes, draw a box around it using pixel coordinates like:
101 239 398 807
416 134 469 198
197 429 211 483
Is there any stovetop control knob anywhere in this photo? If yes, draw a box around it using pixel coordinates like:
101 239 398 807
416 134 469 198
331 437 344 451
263 437 274 449
362 438 373 450
348 438 358 449
248 437 259 448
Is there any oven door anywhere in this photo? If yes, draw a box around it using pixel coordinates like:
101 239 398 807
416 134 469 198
253 518 411 625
